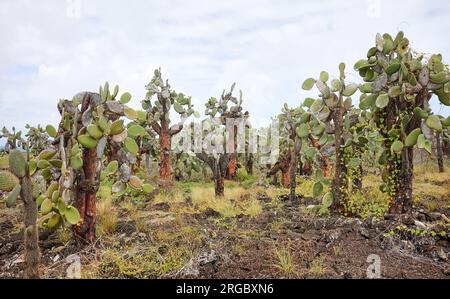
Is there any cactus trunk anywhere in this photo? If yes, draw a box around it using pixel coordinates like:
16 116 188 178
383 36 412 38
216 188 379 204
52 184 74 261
289 137 301 201
245 153 253 175
159 127 172 185
74 147 97 243
21 175 40 279
281 166 290 188
331 103 347 212
436 132 444 173
226 126 238 180
214 175 225 197
389 147 414 213
227 157 236 180
309 135 331 177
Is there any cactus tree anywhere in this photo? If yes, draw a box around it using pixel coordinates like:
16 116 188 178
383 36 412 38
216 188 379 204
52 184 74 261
195 84 244 196
25 124 50 155
50 83 137 242
141 69 195 186
355 31 450 213
1 127 25 153
302 64 358 212
0 149 40 278
204 83 245 180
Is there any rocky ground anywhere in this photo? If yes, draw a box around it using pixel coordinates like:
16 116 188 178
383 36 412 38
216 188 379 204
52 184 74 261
1 189 449 279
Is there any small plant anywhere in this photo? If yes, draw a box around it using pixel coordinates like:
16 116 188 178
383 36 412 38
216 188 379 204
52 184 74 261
273 243 296 278
309 255 325 277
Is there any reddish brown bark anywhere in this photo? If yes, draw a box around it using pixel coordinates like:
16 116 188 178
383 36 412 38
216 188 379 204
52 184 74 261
74 147 97 243
268 150 291 187
227 158 236 180
281 165 290 188
226 126 238 180
309 135 331 177
159 129 172 184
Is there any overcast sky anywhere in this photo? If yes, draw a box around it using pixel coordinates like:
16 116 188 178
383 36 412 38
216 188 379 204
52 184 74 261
0 0 449 141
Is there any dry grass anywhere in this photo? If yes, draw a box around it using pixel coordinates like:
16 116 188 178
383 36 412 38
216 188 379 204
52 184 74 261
273 243 297 278
309 255 325 277
97 199 118 236
190 186 263 218
154 189 185 204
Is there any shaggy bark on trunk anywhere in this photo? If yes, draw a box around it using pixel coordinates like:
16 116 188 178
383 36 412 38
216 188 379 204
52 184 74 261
74 95 99 243
74 146 97 243
21 175 40 278
197 152 229 197
226 126 238 180
268 151 291 188
436 132 444 173
152 114 183 187
331 102 347 212
289 137 301 201
309 135 331 177
245 153 254 175
389 89 427 213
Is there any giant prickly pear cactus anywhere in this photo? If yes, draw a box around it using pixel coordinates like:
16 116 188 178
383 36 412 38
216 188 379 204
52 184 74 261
0 127 25 153
47 83 139 243
194 84 245 196
141 69 196 187
0 149 42 278
355 31 450 213
204 83 245 181
302 64 359 212
25 124 50 155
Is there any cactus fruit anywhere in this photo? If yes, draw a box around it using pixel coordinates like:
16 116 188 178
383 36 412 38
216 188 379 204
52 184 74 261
9 150 27 178
0 171 19 192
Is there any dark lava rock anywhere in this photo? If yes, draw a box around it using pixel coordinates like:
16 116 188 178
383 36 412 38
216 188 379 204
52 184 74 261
153 202 170 211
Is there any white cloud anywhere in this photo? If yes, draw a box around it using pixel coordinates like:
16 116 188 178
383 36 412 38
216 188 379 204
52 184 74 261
0 0 449 139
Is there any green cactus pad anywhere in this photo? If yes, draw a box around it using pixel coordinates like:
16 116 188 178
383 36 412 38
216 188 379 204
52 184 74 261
405 128 422 147
65 206 81 225
9 150 27 178
5 185 21 208
77 134 98 149
0 171 19 192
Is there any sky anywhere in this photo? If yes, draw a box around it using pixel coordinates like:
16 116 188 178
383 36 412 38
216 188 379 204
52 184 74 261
0 0 449 142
